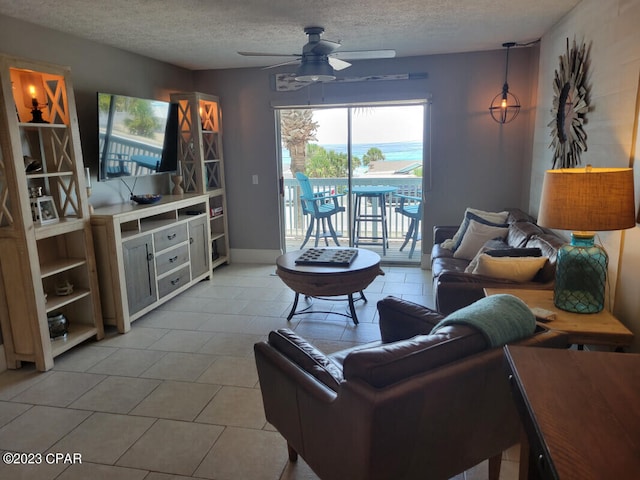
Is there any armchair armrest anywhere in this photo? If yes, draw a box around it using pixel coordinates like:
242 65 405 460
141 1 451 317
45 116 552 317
267 329 344 391
433 225 459 244
377 296 445 343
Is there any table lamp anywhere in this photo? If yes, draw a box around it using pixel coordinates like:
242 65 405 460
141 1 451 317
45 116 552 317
537 166 636 313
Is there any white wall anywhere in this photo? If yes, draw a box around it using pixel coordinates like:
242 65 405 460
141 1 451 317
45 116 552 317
530 0 640 351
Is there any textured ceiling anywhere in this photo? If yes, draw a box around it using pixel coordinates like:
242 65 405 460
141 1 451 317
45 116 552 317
0 0 580 70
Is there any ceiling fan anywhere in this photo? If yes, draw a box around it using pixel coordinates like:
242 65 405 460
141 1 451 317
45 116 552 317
238 26 396 82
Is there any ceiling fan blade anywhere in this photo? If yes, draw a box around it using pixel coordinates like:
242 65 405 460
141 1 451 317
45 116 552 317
261 59 301 70
328 57 351 71
309 39 341 56
238 51 300 57
331 50 396 60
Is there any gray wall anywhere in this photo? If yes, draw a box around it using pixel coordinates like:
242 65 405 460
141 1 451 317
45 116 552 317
0 13 538 261
194 47 539 257
0 14 194 206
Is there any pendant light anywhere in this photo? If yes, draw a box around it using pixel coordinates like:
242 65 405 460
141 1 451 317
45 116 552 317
489 42 520 124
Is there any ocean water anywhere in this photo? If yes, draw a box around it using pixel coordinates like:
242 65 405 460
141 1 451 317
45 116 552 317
281 140 423 164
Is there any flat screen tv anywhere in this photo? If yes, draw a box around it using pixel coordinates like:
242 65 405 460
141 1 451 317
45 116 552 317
98 93 178 181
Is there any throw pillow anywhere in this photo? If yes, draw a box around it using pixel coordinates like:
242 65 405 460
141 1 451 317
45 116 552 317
453 212 509 251
452 220 509 260
441 208 509 250
472 254 549 282
465 238 511 273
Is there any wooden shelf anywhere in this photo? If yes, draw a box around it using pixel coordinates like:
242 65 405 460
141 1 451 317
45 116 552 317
40 258 87 278
212 256 229 270
26 172 74 180
45 288 91 312
50 323 100 358
18 122 68 129
171 92 230 270
0 54 104 371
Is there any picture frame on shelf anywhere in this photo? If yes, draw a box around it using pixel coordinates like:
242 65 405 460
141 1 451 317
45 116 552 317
34 195 59 225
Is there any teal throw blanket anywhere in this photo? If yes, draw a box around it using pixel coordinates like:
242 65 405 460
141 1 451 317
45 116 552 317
431 294 536 347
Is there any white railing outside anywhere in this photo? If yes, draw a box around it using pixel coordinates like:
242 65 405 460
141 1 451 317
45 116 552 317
283 177 422 244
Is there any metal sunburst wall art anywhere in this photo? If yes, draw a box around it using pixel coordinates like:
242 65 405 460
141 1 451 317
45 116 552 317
548 39 590 169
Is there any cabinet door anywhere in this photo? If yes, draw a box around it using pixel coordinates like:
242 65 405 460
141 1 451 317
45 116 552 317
123 234 156 314
188 216 210 278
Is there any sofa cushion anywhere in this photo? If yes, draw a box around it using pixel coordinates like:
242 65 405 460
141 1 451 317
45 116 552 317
431 243 455 261
472 254 549 282
453 219 509 260
432 257 470 279
269 329 344 391
506 221 545 248
341 324 487 388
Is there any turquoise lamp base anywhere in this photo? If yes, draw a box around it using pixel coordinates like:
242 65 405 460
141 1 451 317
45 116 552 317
554 232 608 313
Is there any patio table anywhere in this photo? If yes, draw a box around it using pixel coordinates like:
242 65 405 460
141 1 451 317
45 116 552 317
350 185 397 255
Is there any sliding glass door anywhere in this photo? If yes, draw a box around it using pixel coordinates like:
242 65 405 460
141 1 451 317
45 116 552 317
278 102 426 263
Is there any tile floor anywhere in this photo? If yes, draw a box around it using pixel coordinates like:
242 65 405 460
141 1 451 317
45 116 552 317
0 263 519 480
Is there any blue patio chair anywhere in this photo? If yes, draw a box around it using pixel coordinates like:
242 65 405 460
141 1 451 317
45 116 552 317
295 172 346 248
395 194 423 258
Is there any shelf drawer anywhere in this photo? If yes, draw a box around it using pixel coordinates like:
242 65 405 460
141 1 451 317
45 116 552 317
154 224 187 252
156 244 189 276
157 265 190 298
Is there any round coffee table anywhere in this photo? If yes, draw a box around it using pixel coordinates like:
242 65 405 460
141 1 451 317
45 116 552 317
276 248 383 325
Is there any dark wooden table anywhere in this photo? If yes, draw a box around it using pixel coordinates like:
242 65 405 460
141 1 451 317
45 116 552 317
504 346 640 480
276 248 382 324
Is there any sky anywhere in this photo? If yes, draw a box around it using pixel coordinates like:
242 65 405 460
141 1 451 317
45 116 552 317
312 105 424 144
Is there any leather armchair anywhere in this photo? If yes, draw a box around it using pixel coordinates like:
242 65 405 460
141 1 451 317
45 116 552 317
254 297 568 480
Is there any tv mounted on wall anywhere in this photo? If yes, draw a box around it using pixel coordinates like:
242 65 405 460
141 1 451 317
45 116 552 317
98 92 178 181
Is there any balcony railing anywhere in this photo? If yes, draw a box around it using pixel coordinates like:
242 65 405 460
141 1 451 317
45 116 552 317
283 177 422 244
99 133 162 177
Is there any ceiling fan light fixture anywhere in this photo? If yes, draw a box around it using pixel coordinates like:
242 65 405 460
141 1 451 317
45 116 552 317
295 57 336 82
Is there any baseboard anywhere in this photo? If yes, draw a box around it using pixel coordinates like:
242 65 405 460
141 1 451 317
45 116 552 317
0 345 7 373
230 248 283 264
420 253 431 269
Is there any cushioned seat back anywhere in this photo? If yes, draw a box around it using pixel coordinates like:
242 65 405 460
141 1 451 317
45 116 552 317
506 209 536 223
507 221 545 248
341 324 487 388
526 233 566 282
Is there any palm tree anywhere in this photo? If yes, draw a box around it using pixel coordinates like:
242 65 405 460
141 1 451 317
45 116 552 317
280 110 318 175
362 147 385 165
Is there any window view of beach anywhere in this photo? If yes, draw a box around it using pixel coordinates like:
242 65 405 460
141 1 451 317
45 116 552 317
279 103 426 262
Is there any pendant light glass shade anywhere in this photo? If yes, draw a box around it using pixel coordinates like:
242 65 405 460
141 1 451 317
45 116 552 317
489 42 521 124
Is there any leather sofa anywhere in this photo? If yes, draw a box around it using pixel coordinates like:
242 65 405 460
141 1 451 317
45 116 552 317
432 209 566 315
254 296 568 480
